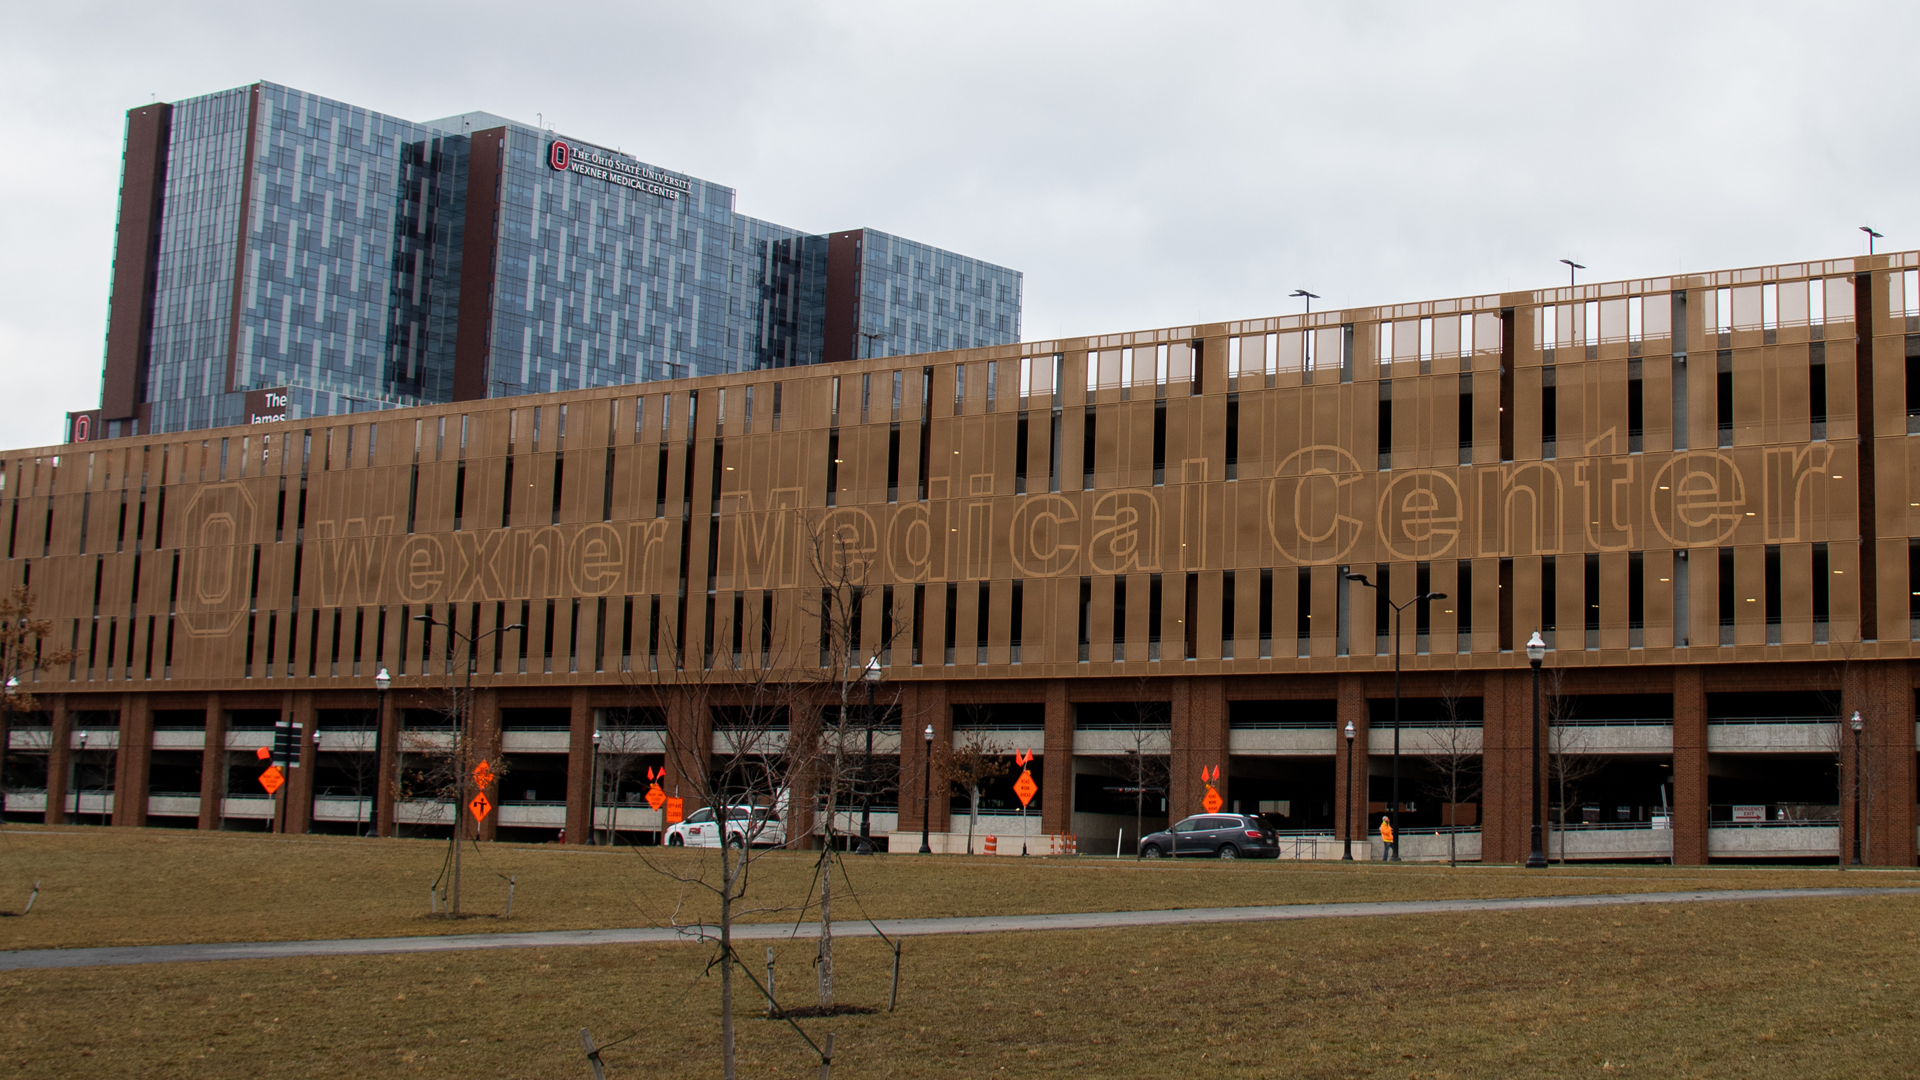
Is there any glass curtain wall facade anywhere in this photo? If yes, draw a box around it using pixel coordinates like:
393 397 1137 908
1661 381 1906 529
86 83 1022 440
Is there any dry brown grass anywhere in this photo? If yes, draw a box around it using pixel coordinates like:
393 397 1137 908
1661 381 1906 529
4 893 1918 1078
1 824 1916 952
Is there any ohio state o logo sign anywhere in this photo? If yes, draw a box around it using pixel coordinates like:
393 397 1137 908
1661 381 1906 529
549 140 570 171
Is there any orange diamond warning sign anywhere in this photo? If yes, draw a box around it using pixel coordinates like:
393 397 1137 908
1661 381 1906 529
472 760 495 789
258 764 285 795
1202 786 1224 814
645 783 666 811
1013 769 1038 807
469 792 493 822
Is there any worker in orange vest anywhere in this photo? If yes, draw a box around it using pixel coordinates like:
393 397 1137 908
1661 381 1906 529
1379 817 1395 859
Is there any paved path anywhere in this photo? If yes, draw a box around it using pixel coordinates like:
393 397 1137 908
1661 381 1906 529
4 886 1913 972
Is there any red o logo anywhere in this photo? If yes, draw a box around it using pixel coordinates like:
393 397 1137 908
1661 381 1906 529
549 140 570 171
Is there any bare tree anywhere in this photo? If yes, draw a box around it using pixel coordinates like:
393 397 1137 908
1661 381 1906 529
798 510 907 1008
0 586 76 819
1416 678 1481 867
628 614 815 1080
1115 725 1171 856
935 729 1011 854
395 696 510 897
1117 679 1172 855
1544 669 1605 864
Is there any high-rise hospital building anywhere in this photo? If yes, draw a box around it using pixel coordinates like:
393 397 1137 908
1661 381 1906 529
72 82 1022 440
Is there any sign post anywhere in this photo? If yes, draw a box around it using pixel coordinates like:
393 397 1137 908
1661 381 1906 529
1201 765 1224 815
1012 750 1038 856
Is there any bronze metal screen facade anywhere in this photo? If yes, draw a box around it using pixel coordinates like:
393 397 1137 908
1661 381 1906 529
13 251 1920 864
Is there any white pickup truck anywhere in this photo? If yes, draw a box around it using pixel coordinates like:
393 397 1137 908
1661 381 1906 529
663 804 787 848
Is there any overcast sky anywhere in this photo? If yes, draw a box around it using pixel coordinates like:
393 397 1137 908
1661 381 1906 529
1 1 1913 448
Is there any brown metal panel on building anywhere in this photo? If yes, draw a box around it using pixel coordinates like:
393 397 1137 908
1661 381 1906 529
101 102 173 422
1735 545 1765 646
821 230 864 367
222 86 261 395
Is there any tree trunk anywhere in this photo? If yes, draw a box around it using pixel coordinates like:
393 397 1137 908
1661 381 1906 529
817 850 834 1007
968 784 980 855
720 843 737 1080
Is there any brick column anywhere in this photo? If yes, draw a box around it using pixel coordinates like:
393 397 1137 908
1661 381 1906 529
1175 676 1228 819
471 688 500 841
43 695 69 825
1671 665 1709 865
1334 674 1369 854
113 692 151 827
1868 661 1917 866
198 693 225 830
375 688 401 837
564 687 594 844
285 691 315 833
1041 679 1072 835
786 689 823 849
900 681 952 838
1477 670 1517 864
1164 678 1197 819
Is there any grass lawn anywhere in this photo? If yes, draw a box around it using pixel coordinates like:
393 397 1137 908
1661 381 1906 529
3 893 1917 1078
1 824 1916 951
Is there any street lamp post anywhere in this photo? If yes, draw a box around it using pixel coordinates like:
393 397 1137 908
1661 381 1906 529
1342 720 1356 861
1559 259 1585 287
412 615 523 916
1850 710 1865 867
1344 574 1447 862
590 729 602 846
74 730 88 824
857 655 881 855
1 676 16 817
1526 630 1548 869
1861 226 1883 256
371 667 391 837
919 724 934 854
1289 289 1319 315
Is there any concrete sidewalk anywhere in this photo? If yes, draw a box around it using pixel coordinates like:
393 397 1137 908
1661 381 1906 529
4 886 1913 971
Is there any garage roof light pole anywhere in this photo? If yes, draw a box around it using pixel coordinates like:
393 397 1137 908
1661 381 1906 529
1861 227 1883 256
919 725 935 854
412 614 523 915
1342 720 1356 861
1849 710 1864 866
857 654 883 855
1289 289 1320 315
1526 630 1548 869
1344 574 1446 862
590 729 603 846
370 666 390 837
1559 259 1584 287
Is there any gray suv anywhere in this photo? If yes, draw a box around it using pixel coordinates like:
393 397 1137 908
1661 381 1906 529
1138 814 1280 860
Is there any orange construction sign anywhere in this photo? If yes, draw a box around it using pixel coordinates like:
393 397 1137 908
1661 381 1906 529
665 797 685 824
645 782 666 811
468 792 493 822
258 764 285 795
1013 769 1038 807
1202 786 1224 814
255 746 271 760
472 760 495 789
